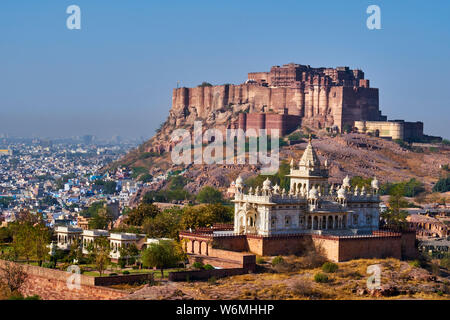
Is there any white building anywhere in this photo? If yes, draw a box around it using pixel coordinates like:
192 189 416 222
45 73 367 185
81 229 110 254
109 233 138 261
146 237 173 246
232 138 381 236
55 226 83 250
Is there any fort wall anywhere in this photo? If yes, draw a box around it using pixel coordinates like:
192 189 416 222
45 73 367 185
354 120 423 141
180 230 416 263
171 64 385 132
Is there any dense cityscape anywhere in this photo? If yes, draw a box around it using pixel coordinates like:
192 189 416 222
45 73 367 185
0 135 145 228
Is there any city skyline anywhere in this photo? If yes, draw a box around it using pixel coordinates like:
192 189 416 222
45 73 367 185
1 0 449 139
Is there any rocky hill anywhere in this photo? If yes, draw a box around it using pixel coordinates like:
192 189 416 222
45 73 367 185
112 114 449 198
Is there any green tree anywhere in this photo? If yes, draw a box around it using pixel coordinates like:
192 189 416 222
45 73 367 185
0 227 13 243
119 243 139 266
11 222 35 263
92 236 110 277
94 180 117 194
0 197 13 209
350 176 373 189
245 161 290 191
67 238 83 264
381 184 409 229
142 190 167 204
79 201 105 218
196 186 224 204
125 203 161 226
142 208 183 238
180 204 232 230
88 206 114 230
141 241 185 278
139 173 153 183
33 223 51 266
432 176 450 193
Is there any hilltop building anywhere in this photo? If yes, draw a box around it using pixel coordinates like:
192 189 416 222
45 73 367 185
170 63 427 141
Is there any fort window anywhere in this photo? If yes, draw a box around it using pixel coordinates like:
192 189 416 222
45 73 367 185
271 217 277 228
299 216 305 229
285 216 291 226
313 216 319 230
352 214 359 226
328 216 333 229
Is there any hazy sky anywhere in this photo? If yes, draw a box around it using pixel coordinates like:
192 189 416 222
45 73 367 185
1 0 449 139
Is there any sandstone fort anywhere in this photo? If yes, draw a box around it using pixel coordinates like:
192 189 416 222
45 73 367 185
170 63 428 141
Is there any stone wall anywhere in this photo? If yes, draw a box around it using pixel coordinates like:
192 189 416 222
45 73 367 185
354 120 423 141
337 235 402 261
180 230 416 263
311 236 340 262
168 268 250 282
400 231 418 259
94 273 153 286
0 260 127 300
21 274 127 300
237 113 302 136
246 235 309 256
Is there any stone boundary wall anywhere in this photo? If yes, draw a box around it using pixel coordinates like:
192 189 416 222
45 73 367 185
168 268 249 282
337 236 401 261
0 260 128 300
0 259 96 286
189 255 242 269
94 273 153 286
0 259 152 287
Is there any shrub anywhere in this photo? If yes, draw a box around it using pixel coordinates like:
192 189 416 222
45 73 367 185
208 276 217 285
41 262 54 269
109 273 118 276
122 270 130 275
291 281 321 298
203 264 214 270
440 257 450 270
118 258 126 269
431 263 440 276
314 272 329 283
300 249 327 269
409 260 421 268
192 262 203 269
271 256 285 266
432 176 450 193
8 294 40 300
321 262 338 273
256 257 266 264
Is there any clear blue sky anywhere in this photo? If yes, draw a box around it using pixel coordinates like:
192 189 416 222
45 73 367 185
1 0 449 139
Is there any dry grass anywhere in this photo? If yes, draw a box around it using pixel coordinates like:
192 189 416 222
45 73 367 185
174 257 450 300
